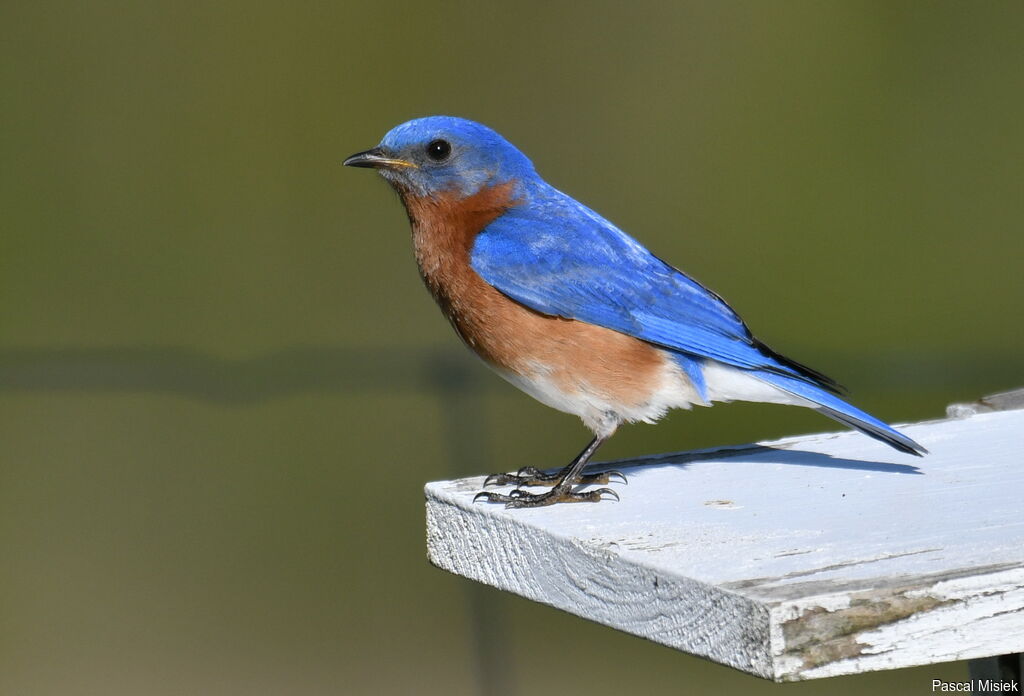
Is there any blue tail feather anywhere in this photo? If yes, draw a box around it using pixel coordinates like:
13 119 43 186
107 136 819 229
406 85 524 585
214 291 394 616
752 371 926 456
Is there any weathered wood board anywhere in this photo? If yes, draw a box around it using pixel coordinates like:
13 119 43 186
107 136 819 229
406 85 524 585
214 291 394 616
425 406 1024 681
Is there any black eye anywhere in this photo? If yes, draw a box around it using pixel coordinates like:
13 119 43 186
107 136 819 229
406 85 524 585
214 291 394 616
426 139 451 162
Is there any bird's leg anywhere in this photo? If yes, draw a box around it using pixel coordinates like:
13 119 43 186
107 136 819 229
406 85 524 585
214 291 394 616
474 436 620 507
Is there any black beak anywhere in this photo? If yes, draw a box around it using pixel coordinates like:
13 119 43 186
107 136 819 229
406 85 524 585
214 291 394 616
343 147 415 169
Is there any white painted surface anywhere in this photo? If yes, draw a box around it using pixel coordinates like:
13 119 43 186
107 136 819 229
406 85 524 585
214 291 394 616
425 408 1024 681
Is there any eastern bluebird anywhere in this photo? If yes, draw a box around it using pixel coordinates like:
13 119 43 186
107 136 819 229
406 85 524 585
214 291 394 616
345 116 925 507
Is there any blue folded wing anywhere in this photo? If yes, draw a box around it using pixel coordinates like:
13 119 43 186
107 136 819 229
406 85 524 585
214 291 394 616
470 193 805 378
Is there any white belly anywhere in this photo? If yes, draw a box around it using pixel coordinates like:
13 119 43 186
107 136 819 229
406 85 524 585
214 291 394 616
492 354 702 437
490 353 810 437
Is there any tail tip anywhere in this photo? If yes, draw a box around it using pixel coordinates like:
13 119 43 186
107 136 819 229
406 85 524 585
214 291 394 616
870 425 927 457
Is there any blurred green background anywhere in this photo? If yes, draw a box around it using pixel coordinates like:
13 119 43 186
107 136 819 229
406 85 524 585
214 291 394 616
2 1 1022 694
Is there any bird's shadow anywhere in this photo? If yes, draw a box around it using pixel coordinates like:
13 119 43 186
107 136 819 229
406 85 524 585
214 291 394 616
593 443 923 477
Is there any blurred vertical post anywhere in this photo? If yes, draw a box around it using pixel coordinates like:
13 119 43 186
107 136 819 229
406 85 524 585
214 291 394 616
430 350 515 696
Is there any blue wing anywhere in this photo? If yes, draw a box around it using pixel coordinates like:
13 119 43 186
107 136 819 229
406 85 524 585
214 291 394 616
470 188 817 381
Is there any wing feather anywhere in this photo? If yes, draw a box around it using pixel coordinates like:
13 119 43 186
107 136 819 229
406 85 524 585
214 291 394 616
470 190 819 382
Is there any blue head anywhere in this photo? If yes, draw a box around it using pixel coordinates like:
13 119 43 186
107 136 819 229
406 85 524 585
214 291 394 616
344 116 537 198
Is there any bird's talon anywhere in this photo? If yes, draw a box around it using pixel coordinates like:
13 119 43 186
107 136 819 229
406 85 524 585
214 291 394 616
483 473 508 487
596 487 620 502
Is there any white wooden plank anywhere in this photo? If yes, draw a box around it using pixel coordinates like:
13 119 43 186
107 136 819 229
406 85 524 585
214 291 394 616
425 407 1024 681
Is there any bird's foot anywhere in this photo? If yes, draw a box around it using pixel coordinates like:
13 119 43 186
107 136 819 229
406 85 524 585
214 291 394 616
483 466 626 488
473 485 619 508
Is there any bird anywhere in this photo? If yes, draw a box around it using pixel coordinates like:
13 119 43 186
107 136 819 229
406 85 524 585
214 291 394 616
344 116 925 507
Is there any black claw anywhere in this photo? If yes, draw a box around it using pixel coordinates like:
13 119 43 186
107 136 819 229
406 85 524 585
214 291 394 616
595 487 620 502
483 473 511 487
604 470 627 485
